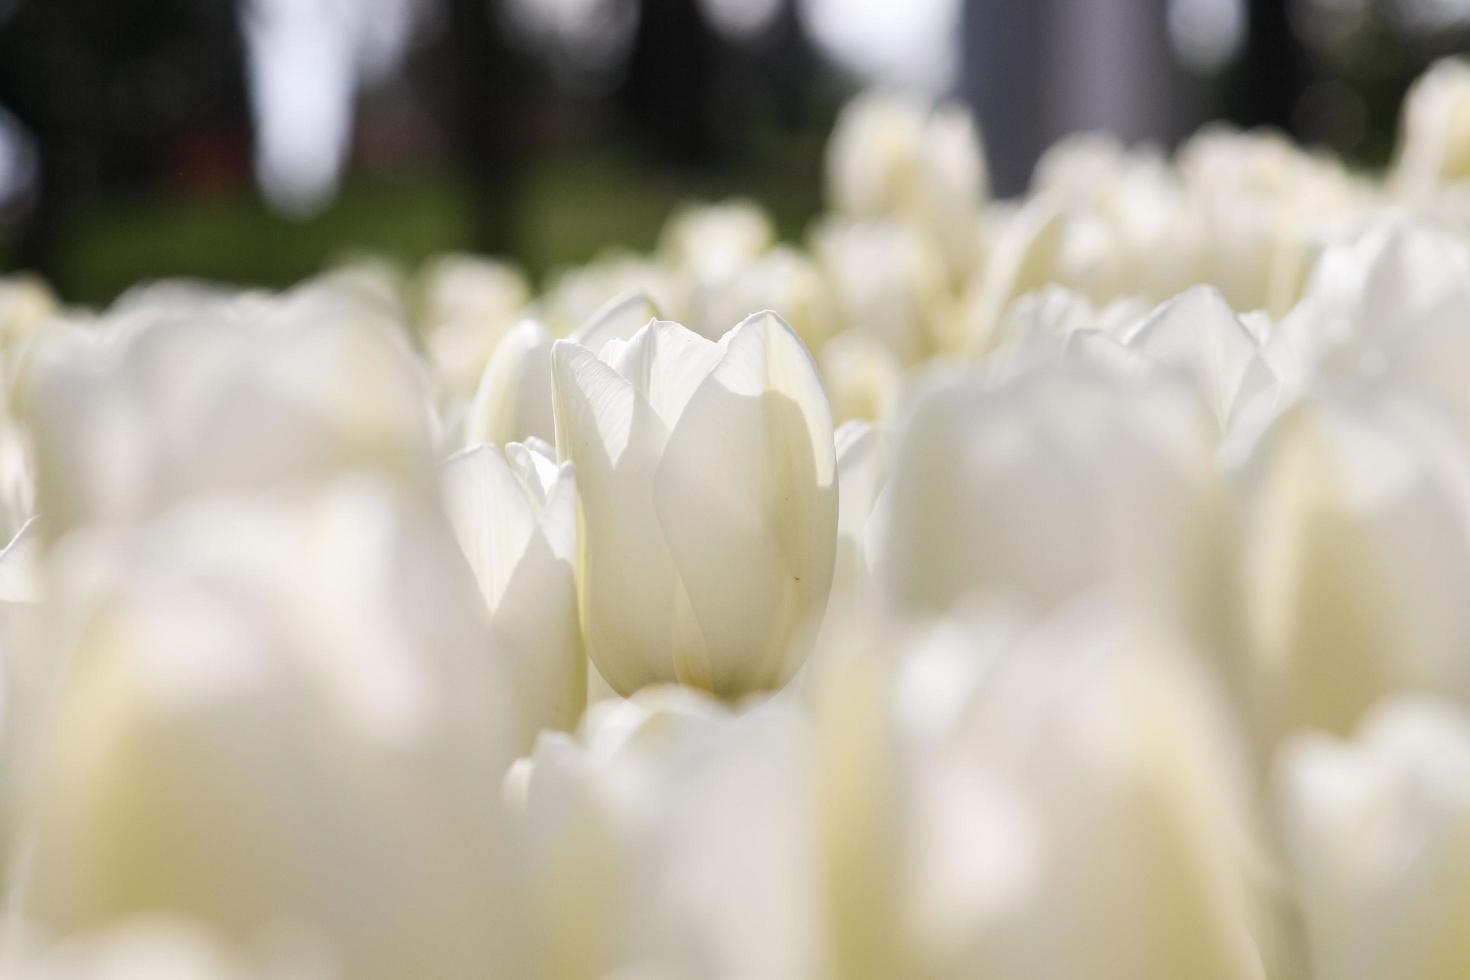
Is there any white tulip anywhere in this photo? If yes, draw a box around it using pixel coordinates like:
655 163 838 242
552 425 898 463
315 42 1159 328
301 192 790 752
466 319 557 448
813 217 957 362
659 199 774 287
0 276 58 370
508 686 816 980
466 292 665 454
541 254 675 338
441 438 584 752
879 364 1222 645
1106 286 1280 433
811 598 1271 980
1394 57 1470 199
1278 697 1470 980
820 332 904 426
981 286 1149 379
825 92 987 280
21 480 523 979
695 246 838 355
1268 220 1470 442
27 283 435 543
1228 379 1470 742
831 420 889 605
551 312 837 697
417 254 530 400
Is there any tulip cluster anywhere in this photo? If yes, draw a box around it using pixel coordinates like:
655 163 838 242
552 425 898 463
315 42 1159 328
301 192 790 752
5 62 1470 978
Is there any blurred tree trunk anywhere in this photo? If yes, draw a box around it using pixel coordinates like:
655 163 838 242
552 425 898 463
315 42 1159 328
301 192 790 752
436 0 533 255
1231 0 1309 132
622 0 720 167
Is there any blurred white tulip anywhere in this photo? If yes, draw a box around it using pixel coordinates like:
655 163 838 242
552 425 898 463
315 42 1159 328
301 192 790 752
416 254 530 400
1394 57 1470 200
811 598 1272 980
820 332 903 425
660 199 774 288
813 217 958 362
826 92 987 281
551 312 837 697
696 246 838 356
1105 286 1280 433
879 363 1225 649
441 438 584 752
831 420 889 605
19 480 523 980
27 281 435 544
1279 697 1470 980
509 687 817 980
465 319 557 448
1229 379 1470 742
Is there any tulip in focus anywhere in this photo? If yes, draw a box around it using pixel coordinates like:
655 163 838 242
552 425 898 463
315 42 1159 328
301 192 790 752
551 312 837 698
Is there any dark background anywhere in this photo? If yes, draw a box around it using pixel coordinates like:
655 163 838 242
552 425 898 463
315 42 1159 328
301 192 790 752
0 0 1465 306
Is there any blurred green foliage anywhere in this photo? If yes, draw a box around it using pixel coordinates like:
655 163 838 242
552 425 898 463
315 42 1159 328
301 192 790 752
43 136 826 308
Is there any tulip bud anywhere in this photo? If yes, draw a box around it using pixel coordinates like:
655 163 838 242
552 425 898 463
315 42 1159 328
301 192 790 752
441 438 585 751
551 312 837 698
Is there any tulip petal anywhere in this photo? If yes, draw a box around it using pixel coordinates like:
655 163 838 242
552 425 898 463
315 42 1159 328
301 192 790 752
654 312 837 695
551 339 690 695
466 319 555 448
571 290 662 356
440 445 539 615
605 320 724 431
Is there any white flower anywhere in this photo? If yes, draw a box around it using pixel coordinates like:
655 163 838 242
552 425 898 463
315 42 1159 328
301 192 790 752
465 319 557 448
825 92 987 280
21 480 524 980
417 254 530 400
831 420 889 606
466 292 664 452
27 281 435 543
508 687 817 980
551 312 837 697
1278 697 1470 980
810 598 1270 980
878 364 1222 646
440 438 583 752
813 217 957 362
659 199 774 289
820 332 904 425
1097 286 1280 433
693 246 838 356
1394 57 1470 199
1228 379 1470 742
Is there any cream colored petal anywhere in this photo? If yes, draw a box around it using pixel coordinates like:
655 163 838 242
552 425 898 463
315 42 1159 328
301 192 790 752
550 340 686 695
605 320 724 431
654 312 837 696
439 444 539 616
571 290 662 356
465 319 555 448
